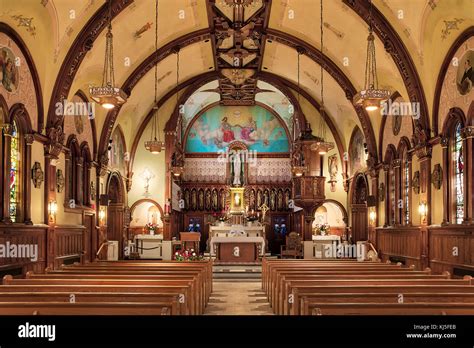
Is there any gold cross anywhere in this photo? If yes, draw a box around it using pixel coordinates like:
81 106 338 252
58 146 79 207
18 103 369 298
259 203 269 220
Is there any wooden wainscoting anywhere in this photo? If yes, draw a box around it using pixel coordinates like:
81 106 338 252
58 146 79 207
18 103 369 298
375 227 422 269
53 225 85 269
428 225 474 274
0 224 47 275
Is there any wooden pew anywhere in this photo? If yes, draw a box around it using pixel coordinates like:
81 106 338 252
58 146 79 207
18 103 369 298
1 282 195 315
280 278 473 315
300 292 474 315
0 292 181 314
4 276 202 315
309 303 474 315
0 302 174 315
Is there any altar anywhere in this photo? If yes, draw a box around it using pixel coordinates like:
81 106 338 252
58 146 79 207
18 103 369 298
209 224 265 264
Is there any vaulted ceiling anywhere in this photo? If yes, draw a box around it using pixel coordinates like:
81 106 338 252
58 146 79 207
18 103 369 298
1 0 472 164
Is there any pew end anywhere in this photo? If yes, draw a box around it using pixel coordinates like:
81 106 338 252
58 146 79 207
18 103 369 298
3 275 13 285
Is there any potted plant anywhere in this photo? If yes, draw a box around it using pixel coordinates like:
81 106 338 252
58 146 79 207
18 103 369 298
314 223 330 236
145 222 158 235
175 249 204 262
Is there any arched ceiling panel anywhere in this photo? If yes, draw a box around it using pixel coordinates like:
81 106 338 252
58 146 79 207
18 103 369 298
268 0 410 101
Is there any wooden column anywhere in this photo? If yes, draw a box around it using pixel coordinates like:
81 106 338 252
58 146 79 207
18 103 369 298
415 145 432 226
462 126 473 224
76 157 83 206
393 159 401 226
383 165 390 227
1 124 12 223
440 137 450 224
23 134 34 224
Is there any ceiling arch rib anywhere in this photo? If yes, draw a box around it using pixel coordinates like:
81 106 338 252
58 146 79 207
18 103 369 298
98 28 212 160
98 5 378 165
343 0 430 134
265 28 378 163
129 70 346 178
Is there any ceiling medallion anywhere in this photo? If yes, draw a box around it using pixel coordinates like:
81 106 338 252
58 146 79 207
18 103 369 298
89 1 127 109
353 0 390 112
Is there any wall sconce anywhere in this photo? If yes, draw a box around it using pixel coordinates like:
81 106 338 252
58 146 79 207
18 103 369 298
369 209 377 226
99 206 107 226
48 200 57 223
419 201 428 224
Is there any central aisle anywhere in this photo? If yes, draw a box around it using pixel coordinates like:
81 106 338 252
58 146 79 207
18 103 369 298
204 281 273 315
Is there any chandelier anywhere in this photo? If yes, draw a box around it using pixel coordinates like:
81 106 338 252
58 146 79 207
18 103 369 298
171 47 185 177
145 0 165 154
89 0 127 109
311 0 334 156
353 0 390 111
291 48 307 177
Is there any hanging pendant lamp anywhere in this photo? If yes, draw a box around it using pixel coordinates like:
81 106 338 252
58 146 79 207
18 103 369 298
145 0 165 154
311 0 334 155
353 0 390 111
90 0 127 109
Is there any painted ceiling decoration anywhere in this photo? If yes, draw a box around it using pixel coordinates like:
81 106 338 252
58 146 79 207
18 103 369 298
184 104 289 153
208 0 271 105
2 0 468 175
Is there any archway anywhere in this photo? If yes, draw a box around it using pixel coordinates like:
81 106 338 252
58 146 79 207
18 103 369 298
350 173 369 242
106 172 125 259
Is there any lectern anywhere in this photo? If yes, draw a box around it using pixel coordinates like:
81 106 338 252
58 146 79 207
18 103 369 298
180 232 200 251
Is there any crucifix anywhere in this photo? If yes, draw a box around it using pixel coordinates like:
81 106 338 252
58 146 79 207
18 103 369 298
259 203 269 222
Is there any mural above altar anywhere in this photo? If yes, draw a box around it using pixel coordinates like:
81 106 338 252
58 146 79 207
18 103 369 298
184 105 290 153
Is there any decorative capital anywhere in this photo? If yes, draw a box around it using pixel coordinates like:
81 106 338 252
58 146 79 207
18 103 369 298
1 123 13 136
44 126 65 157
25 134 35 145
461 126 474 139
414 144 432 160
392 159 402 168
440 136 449 147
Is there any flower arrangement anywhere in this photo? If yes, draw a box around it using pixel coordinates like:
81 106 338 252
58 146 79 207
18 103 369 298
145 222 159 235
213 211 228 224
175 249 204 262
314 223 330 236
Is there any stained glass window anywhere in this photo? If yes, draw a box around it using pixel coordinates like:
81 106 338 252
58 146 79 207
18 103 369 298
9 121 19 222
403 154 410 225
454 122 464 224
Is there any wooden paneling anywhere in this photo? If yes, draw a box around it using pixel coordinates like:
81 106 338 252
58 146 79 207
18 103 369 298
0 225 47 274
428 226 474 274
375 226 474 274
375 227 422 269
54 226 85 269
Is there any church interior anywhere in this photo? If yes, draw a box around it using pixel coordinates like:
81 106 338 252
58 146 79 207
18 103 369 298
0 0 473 324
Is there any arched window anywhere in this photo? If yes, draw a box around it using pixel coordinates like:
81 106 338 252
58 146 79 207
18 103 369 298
9 120 20 222
453 122 464 224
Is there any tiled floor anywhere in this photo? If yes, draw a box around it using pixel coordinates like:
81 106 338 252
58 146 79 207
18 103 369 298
204 281 274 315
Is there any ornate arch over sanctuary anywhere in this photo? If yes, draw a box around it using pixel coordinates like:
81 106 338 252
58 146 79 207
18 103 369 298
0 0 473 325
